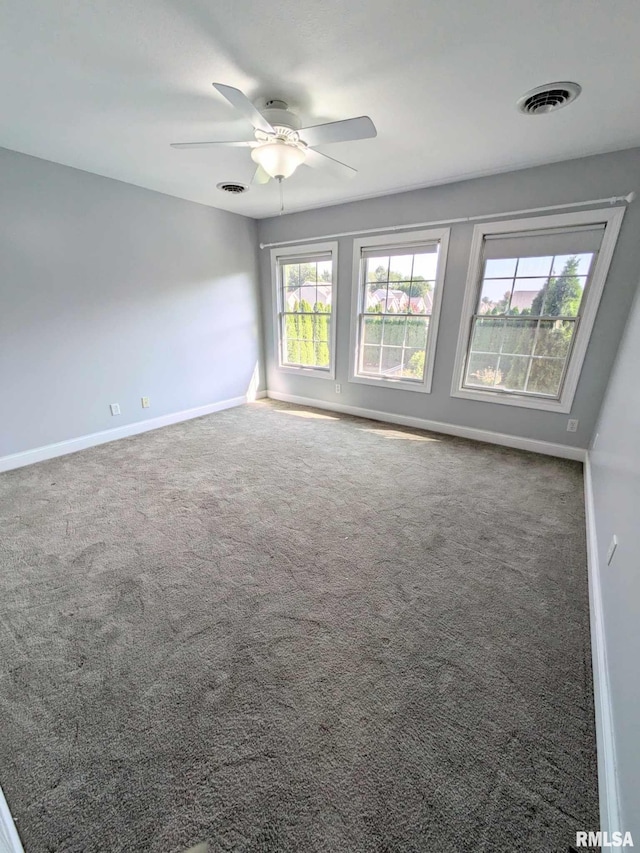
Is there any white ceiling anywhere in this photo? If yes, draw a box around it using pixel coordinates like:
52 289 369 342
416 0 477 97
2 0 640 219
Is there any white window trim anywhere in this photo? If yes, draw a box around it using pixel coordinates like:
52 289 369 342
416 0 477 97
450 208 625 413
271 241 338 380
348 228 450 393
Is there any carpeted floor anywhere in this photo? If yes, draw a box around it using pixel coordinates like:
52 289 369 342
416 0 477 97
0 400 598 852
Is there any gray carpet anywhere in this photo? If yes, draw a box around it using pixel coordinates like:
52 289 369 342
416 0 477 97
0 400 598 852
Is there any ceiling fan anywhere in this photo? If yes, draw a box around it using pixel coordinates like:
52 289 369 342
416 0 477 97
170 83 377 185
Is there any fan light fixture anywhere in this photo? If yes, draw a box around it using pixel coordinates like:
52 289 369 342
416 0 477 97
251 141 306 179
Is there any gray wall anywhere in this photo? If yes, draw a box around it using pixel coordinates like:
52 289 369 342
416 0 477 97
590 282 640 839
0 147 261 458
258 148 640 448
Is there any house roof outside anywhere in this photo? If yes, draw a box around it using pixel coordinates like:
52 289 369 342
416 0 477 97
367 289 433 314
510 290 539 311
479 289 540 314
286 282 332 309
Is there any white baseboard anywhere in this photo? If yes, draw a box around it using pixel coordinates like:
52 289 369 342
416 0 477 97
583 454 621 834
0 391 266 474
266 391 586 461
0 785 23 853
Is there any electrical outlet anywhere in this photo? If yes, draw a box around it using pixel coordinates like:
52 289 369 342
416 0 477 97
110 403 121 416
141 397 150 408
335 383 341 394
607 535 618 565
566 419 579 432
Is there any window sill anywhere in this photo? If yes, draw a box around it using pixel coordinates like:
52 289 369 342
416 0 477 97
450 385 572 413
276 364 336 380
349 374 431 394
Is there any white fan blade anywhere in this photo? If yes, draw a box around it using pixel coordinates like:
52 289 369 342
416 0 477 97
300 116 376 148
304 148 357 179
252 165 271 185
212 83 275 135
170 140 254 149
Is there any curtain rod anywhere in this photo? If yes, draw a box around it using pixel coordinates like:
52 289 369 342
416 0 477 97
259 191 636 250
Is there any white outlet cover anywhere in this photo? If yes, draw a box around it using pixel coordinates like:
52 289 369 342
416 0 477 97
110 403 121 416
607 535 618 565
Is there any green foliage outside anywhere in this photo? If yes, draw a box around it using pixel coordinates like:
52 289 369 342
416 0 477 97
284 300 331 368
406 350 425 380
530 256 583 317
363 315 428 349
470 257 583 395
285 263 331 287
368 264 433 299
361 316 428 378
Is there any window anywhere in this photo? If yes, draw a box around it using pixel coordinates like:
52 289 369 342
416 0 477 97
349 229 450 392
452 209 624 412
271 242 338 378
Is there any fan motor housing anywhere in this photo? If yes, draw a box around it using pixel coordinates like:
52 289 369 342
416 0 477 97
261 102 301 131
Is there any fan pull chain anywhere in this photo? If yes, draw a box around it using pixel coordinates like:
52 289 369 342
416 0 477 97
278 177 284 215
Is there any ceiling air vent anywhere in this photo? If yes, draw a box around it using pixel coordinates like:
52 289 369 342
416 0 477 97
216 182 249 194
517 82 582 115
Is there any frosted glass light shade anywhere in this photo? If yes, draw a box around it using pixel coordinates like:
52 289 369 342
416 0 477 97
251 142 306 179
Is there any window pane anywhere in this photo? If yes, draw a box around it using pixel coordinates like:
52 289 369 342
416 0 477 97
479 280 512 311
534 319 575 358
485 258 517 278
316 284 332 309
278 251 333 372
284 287 299 310
470 317 505 354
317 260 332 282
406 315 429 350
312 312 331 367
516 256 553 277
460 225 608 401
282 311 327 368
495 355 529 391
551 253 594 277
400 348 426 380
465 353 500 387
413 252 439 280
407 280 433 313
510 278 547 314
314 335 331 368
380 347 403 376
381 316 407 347
295 283 317 309
527 358 565 396
366 256 390 282
363 316 383 345
357 238 444 385
501 318 537 355
362 345 381 372
541 276 586 317
386 288 409 312
283 338 300 365
366 280 387 312
389 254 413 279
297 319 314 365
283 264 301 288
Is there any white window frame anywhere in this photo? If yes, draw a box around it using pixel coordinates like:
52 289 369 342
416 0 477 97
271 241 338 380
348 228 450 393
451 208 625 413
